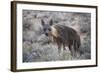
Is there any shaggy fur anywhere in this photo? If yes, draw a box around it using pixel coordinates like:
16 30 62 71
41 19 81 56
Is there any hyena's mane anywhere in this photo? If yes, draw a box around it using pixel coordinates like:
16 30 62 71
51 25 77 41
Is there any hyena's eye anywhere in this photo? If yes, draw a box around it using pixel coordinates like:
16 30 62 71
48 28 51 31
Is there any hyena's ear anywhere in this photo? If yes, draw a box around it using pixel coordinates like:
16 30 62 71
41 19 45 26
49 19 53 26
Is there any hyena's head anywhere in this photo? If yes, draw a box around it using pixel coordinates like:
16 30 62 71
41 19 53 36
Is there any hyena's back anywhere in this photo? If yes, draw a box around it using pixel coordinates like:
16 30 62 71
52 24 81 52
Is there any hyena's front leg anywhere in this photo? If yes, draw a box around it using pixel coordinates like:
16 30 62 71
57 41 62 54
63 43 66 50
58 45 61 54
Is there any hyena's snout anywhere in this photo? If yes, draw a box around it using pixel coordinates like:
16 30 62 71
44 28 51 36
45 33 49 36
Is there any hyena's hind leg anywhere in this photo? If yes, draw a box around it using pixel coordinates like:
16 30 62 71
69 45 76 57
74 40 81 58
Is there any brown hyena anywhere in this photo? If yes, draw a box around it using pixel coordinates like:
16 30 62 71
41 19 81 57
